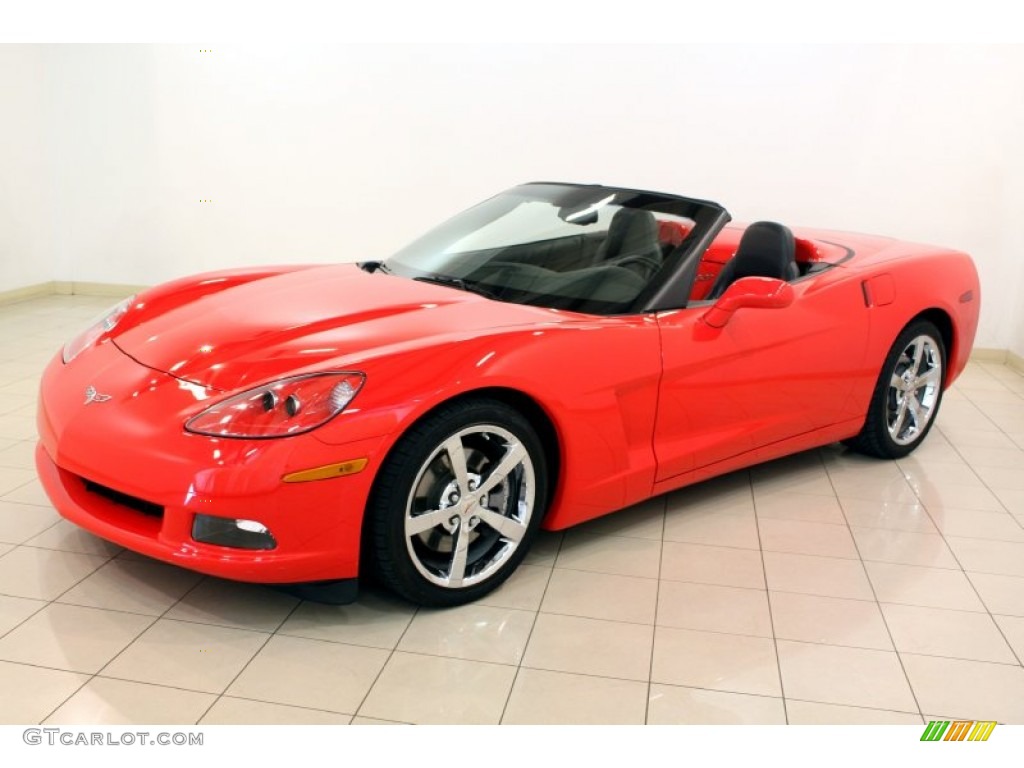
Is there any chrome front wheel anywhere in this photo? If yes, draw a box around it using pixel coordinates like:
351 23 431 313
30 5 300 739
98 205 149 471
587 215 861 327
405 425 535 589
367 399 548 606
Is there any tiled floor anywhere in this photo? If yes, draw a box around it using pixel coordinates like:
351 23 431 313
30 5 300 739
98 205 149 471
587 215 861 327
1 294 1024 724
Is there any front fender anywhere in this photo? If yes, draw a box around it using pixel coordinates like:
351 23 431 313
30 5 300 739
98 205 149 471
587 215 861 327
315 316 663 529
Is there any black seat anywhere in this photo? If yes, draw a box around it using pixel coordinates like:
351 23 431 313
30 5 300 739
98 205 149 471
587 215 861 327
706 221 799 300
593 208 662 279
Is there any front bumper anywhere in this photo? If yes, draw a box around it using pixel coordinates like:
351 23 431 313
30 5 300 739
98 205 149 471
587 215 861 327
35 342 387 585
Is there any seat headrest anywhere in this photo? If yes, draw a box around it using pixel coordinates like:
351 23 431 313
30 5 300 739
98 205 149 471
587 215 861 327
737 221 796 271
600 208 658 260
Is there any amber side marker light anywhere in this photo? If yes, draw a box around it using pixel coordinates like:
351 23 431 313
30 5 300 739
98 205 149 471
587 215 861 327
283 458 369 483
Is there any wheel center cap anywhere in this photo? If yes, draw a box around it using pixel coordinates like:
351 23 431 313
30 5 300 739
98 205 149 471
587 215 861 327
438 473 483 512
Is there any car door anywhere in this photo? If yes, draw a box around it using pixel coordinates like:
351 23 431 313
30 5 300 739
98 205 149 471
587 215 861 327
652 271 868 483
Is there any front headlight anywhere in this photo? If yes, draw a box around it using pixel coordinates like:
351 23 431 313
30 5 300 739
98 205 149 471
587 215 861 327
184 372 365 439
62 296 135 364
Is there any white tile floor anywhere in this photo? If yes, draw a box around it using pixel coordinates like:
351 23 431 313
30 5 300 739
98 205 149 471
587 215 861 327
1 294 1024 724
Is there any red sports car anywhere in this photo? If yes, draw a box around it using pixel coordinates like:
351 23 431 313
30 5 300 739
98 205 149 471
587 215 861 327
36 183 981 606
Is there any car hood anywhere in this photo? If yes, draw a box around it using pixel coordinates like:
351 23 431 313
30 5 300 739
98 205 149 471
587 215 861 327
113 264 563 391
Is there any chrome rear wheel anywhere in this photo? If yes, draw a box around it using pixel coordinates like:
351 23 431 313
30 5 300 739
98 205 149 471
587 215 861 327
887 335 943 446
845 320 946 459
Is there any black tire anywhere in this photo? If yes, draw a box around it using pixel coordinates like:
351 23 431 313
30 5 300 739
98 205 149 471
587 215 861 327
365 398 548 607
844 320 946 459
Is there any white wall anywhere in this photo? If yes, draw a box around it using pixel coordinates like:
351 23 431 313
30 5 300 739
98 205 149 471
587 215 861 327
1002 88 1024 359
4 43 1024 351
0 46 56 291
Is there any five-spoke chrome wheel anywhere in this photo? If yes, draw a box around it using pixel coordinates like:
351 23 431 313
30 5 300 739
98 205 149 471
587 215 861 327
405 425 535 588
845 320 946 459
886 335 943 446
366 398 548 606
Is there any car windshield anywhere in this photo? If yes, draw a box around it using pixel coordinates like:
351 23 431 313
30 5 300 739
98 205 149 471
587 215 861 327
383 183 725 315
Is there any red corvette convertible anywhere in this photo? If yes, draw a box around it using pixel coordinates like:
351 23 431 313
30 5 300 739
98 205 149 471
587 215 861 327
36 183 980 606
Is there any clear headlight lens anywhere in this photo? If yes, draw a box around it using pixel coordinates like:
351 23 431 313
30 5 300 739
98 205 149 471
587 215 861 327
184 372 365 439
62 296 135 363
